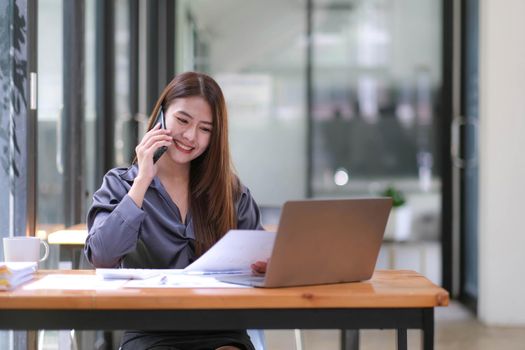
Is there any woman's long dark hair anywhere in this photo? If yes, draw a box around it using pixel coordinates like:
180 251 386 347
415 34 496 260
144 72 240 256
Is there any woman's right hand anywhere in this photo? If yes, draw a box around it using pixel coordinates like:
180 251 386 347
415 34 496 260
134 123 173 182
128 124 172 208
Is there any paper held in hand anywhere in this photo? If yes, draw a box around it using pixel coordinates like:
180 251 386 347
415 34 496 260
183 230 276 275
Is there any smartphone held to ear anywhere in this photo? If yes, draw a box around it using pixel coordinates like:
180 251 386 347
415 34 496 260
153 107 168 163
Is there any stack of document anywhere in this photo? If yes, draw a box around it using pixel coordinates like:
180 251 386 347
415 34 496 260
0 262 38 291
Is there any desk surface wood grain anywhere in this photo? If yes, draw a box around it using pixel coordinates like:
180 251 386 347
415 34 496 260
0 270 448 310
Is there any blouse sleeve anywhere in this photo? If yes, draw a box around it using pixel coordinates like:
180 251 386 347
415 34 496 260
236 185 264 230
84 169 146 268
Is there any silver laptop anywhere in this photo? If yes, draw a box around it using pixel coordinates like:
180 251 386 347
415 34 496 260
218 197 392 288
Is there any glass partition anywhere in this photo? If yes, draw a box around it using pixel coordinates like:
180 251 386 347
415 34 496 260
0 0 28 240
177 0 307 208
114 0 132 166
37 0 65 235
311 0 442 244
84 0 96 213
176 0 443 284
0 0 14 251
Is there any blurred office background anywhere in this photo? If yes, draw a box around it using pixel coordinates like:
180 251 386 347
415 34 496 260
1 0 525 349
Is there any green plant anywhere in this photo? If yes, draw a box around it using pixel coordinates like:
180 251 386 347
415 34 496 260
382 186 406 208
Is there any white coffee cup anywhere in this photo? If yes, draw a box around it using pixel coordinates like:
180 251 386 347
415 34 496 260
3 236 49 263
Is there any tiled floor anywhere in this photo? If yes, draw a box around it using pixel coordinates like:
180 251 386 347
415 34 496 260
264 301 525 350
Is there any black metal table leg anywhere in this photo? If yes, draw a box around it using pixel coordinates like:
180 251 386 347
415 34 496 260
341 329 359 350
397 328 407 350
422 308 434 350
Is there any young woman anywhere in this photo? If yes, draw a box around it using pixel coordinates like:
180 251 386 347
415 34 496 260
84 72 264 350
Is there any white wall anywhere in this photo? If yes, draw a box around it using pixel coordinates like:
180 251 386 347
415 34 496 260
479 0 525 325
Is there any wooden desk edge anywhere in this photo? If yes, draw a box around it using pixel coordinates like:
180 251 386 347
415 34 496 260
1 270 449 310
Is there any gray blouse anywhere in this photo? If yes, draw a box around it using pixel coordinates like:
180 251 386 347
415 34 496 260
84 165 263 269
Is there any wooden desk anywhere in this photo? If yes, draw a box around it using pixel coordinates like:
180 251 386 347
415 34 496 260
46 224 88 246
0 270 448 350
46 224 88 269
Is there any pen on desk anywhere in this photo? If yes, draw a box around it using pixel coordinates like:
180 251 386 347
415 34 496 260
159 275 168 285
184 270 249 276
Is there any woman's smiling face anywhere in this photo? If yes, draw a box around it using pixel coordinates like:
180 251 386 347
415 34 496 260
163 96 213 165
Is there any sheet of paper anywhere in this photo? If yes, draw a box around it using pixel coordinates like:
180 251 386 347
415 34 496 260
124 274 249 288
96 268 185 280
23 274 127 290
183 229 276 274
